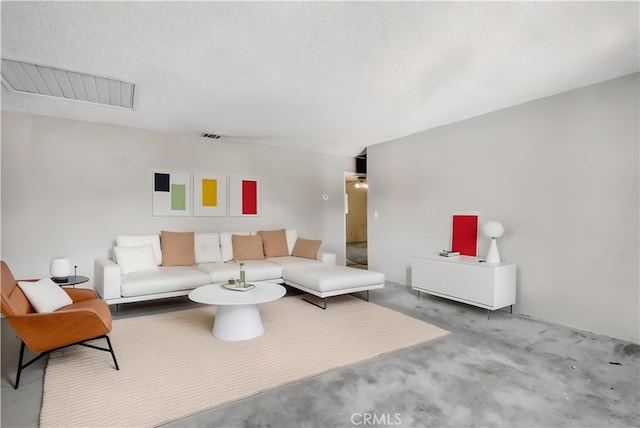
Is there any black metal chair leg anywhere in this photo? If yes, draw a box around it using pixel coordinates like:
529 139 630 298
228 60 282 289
78 335 120 371
15 341 26 389
13 335 119 389
14 342 50 389
105 335 120 370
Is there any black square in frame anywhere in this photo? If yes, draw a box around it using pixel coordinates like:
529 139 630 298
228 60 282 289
154 173 170 192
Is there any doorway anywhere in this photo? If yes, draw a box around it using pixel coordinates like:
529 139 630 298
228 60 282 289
345 174 368 269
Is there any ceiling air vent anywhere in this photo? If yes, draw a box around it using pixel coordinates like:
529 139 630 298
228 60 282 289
200 133 222 139
1 58 135 109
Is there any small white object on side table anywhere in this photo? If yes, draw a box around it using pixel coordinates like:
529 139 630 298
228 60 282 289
188 283 286 341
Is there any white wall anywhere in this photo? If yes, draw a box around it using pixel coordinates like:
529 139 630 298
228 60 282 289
3 75 637 343
368 73 639 343
1 113 353 280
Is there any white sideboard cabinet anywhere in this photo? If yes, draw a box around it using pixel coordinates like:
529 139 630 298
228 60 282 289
411 254 516 317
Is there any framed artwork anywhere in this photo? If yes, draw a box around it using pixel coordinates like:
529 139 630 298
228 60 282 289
193 174 227 217
152 171 191 216
451 212 479 256
229 176 261 216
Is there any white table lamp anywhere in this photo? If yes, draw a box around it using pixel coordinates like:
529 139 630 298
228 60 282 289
50 257 71 283
482 221 504 263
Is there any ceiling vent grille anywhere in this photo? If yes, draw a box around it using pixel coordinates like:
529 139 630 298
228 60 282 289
200 133 222 139
1 58 135 109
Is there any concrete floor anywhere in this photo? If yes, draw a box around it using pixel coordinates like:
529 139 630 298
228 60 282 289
2 281 639 428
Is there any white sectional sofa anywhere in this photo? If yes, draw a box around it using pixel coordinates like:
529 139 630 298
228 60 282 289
95 229 337 305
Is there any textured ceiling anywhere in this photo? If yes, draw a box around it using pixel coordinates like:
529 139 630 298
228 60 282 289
1 1 638 157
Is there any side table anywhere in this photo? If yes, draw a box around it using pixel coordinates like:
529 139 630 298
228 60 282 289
55 275 89 288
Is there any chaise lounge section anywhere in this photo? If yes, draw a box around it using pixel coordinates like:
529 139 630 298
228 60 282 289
283 265 385 309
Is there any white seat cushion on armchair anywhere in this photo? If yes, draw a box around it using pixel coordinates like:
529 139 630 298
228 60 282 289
18 278 73 313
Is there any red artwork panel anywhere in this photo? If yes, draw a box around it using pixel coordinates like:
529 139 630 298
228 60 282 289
451 215 478 256
241 180 258 215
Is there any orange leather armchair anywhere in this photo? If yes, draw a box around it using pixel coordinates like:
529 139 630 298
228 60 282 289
1 261 119 389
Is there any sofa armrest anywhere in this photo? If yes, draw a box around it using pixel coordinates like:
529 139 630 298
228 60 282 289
316 251 336 265
94 258 122 300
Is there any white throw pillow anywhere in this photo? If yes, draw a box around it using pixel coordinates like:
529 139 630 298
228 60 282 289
194 232 222 263
18 278 73 313
116 235 162 265
114 244 159 274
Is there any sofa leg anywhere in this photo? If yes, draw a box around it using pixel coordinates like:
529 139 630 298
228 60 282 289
303 296 327 310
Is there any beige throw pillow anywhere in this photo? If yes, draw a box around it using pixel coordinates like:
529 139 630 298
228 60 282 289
232 234 266 261
291 237 322 260
258 229 289 258
161 231 196 266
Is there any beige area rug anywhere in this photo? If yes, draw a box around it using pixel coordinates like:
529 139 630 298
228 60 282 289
40 295 449 427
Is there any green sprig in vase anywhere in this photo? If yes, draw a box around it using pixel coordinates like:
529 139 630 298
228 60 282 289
239 262 246 288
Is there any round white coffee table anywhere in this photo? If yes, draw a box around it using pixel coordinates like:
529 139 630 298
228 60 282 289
188 283 286 341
